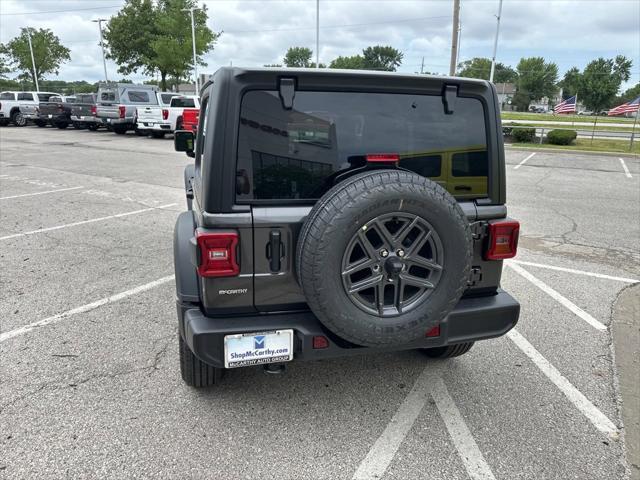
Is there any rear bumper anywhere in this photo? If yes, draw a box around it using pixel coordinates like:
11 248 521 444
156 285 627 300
99 117 131 126
136 121 172 131
178 290 520 368
71 115 99 123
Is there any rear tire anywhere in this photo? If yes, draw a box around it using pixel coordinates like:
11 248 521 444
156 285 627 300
72 122 84 130
422 342 474 359
56 122 69 129
87 123 99 131
134 128 147 137
179 334 223 388
112 125 127 135
11 110 26 127
35 120 47 127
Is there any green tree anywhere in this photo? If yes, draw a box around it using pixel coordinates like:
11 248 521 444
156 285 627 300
329 55 365 70
614 83 640 106
0 43 10 79
104 0 219 90
362 46 403 71
515 57 559 111
457 57 517 83
5 28 71 87
558 67 581 98
579 56 632 112
283 47 313 68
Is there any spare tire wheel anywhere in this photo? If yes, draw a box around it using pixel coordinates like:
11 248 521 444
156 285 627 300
296 170 472 347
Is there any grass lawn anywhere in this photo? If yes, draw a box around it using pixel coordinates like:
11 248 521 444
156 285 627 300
501 112 637 125
507 138 640 154
502 122 638 133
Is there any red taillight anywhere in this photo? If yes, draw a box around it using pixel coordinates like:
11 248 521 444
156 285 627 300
425 325 440 337
90 105 97 116
118 105 126 118
312 336 329 349
485 220 520 260
366 153 400 164
162 109 169 120
196 230 240 277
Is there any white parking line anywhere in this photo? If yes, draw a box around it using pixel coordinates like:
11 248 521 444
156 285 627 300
0 203 177 241
352 368 495 480
514 152 536 170
619 158 632 178
0 186 83 200
430 376 497 480
507 329 617 435
352 367 432 479
508 260 639 284
507 262 606 331
0 275 175 343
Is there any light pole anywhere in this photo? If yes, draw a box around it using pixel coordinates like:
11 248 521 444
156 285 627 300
489 0 503 83
183 7 200 92
315 0 320 68
92 19 109 82
449 0 460 76
26 29 39 91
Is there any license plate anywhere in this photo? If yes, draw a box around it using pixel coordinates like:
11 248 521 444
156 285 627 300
224 330 294 368
79 116 86 121
47 114 52 118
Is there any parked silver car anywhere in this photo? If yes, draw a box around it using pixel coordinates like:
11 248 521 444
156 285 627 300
96 83 158 135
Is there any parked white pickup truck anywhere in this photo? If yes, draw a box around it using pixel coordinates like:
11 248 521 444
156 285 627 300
135 92 180 138
0 91 59 127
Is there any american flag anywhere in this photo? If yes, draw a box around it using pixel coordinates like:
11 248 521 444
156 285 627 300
553 95 577 114
607 96 640 116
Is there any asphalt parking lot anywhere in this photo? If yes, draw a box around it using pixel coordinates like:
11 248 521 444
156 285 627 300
1 126 638 479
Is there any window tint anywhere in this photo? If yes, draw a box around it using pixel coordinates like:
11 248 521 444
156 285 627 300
160 93 175 104
100 91 116 102
399 155 442 178
236 91 487 201
171 97 196 108
127 91 150 102
0 92 15 100
17 92 34 101
452 151 489 177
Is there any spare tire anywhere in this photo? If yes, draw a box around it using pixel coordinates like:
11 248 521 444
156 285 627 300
296 169 472 347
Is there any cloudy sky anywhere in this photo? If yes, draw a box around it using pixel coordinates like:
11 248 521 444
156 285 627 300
1 0 638 91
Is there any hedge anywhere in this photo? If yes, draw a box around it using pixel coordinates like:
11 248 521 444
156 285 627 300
512 127 536 143
547 129 578 145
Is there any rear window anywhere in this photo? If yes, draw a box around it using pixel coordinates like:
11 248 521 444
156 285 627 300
100 91 116 102
127 90 150 103
160 93 176 104
0 92 15 100
77 94 95 104
171 97 196 108
236 90 487 201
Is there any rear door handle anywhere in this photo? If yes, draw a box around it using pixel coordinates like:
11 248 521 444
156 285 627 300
455 185 472 191
267 230 282 272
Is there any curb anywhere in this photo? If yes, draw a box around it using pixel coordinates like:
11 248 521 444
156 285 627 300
505 145 639 158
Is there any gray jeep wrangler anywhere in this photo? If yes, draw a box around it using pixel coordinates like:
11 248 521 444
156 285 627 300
173 67 520 388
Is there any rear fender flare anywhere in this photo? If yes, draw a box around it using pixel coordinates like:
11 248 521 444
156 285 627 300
174 210 200 305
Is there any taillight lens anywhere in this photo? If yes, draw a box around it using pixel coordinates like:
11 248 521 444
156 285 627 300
90 105 97 116
366 153 400 164
162 109 169 120
196 230 240 277
485 220 520 260
118 105 126 118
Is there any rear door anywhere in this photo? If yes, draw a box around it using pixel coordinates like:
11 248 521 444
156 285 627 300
236 87 490 313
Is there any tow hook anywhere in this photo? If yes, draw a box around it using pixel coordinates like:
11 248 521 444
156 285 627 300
263 363 287 375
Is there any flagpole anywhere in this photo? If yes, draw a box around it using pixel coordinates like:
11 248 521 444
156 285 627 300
630 110 638 152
